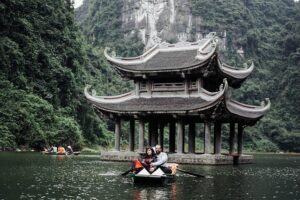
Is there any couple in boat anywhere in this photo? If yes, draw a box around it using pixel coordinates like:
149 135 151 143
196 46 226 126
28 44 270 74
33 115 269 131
134 145 172 174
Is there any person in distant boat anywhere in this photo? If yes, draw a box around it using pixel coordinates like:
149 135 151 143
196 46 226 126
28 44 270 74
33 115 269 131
53 145 57 153
66 146 73 155
57 145 66 155
150 145 172 174
141 146 156 171
44 145 54 153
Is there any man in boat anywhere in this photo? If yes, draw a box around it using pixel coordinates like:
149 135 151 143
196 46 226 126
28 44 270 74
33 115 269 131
150 145 172 174
66 146 73 155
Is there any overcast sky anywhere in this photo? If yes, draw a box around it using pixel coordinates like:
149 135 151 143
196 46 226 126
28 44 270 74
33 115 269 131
73 0 84 8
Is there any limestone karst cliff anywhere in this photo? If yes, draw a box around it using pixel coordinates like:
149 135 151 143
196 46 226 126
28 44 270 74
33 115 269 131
76 0 226 51
75 0 300 152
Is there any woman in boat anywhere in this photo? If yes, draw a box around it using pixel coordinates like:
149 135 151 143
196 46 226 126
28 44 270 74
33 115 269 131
57 145 66 155
130 147 156 174
141 146 156 172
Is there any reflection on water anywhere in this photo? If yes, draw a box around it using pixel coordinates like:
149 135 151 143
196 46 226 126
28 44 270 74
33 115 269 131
132 182 177 200
0 153 299 200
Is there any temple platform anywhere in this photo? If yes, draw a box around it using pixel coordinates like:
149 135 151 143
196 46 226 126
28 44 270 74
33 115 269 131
100 151 254 165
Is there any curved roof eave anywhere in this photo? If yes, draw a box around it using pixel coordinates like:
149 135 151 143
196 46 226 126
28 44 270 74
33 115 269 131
225 97 271 120
84 85 135 104
104 37 218 74
217 59 254 80
83 79 228 114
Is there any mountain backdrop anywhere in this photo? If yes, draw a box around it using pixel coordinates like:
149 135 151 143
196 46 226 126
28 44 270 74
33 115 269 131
0 0 299 152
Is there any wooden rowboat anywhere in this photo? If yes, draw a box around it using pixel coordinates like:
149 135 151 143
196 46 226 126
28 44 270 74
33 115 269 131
131 163 177 185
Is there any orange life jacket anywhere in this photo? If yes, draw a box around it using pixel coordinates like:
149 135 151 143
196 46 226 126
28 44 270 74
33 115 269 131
133 159 143 169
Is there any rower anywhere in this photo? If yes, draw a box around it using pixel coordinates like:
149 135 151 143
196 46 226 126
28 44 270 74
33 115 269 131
150 145 172 174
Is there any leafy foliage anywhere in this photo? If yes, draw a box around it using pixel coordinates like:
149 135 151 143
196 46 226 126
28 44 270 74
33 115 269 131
76 0 300 152
1 0 299 152
0 0 112 150
190 0 300 152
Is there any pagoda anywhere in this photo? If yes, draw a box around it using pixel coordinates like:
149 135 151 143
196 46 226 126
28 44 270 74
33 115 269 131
84 33 270 164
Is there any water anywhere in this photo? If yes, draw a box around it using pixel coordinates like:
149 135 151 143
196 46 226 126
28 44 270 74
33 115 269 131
0 153 299 200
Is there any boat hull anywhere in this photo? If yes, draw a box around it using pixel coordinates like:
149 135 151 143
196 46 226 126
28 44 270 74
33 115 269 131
133 174 175 185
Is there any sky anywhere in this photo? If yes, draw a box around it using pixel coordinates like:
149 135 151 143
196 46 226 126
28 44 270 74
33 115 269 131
73 0 84 8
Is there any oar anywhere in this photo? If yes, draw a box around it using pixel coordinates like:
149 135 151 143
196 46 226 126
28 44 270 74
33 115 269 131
121 169 132 176
177 168 206 178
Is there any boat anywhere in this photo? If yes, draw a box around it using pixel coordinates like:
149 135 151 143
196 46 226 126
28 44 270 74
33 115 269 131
42 151 80 155
131 163 178 185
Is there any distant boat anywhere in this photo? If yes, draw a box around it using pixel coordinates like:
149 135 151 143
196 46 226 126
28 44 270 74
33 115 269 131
41 151 80 156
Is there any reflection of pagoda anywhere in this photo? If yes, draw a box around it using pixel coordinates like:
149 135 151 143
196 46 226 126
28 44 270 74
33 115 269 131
85 33 270 164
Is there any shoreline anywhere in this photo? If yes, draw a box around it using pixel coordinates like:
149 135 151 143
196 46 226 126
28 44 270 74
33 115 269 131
1 150 299 156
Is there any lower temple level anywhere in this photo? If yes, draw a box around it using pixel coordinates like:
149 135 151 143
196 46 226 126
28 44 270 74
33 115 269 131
100 151 254 165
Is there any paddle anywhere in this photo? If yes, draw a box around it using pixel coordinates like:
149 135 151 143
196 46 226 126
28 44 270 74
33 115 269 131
177 168 206 178
121 169 132 176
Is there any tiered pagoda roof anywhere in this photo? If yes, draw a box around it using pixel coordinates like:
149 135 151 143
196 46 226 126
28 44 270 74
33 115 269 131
85 32 270 126
85 80 270 125
104 33 254 88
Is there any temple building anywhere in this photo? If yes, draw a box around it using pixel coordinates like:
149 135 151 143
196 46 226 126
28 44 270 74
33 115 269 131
84 33 270 164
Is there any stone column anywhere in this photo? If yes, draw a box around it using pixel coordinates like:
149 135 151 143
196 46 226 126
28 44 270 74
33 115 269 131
129 119 135 152
177 119 184 154
184 79 189 96
229 123 235 155
148 121 153 146
135 81 140 97
188 122 196 153
114 118 121 151
159 123 164 151
138 120 145 153
237 123 244 155
197 78 203 94
146 81 151 97
150 122 158 146
169 121 176 153
214 122 222 155
204 121 211 154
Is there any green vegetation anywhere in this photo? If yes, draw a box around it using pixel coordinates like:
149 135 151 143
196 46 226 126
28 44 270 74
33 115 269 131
0 0 115 150
190 0 300 152
76 0 300 152
0 0 299 152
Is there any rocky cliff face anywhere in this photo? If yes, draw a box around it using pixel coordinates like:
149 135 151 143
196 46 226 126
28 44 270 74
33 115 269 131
122 0 213 49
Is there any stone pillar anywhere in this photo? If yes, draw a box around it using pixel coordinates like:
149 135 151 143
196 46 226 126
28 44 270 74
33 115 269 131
150 122 158 146
114 118 121 151
197 78 203 94
159 123 164 151
138 120 145 153
146 81 151 97
135 81 140 97
237 123 244 155
204 121 211 154
184 79 189 96
214 122 222 155
188 122 196 153
229 123 235 155
148 121 153 146
129 119 135 152
169 121 176 153
177 119 184 154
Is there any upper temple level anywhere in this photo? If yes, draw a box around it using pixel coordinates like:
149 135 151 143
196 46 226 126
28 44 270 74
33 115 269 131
104 32 254 89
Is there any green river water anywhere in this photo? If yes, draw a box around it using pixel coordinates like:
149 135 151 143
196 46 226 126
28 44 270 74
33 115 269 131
0 152 299 200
